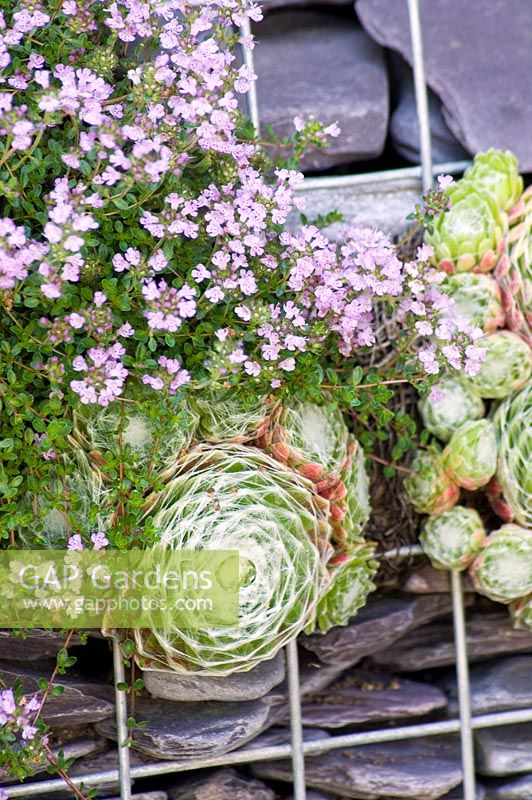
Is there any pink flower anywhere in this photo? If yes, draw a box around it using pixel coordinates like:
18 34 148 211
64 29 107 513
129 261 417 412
437 174 455 191
67 534 84 551
91 531 109 550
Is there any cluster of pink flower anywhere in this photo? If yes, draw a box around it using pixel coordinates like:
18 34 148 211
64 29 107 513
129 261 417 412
67 531 109 549
71 343 128 405
0 687 41 743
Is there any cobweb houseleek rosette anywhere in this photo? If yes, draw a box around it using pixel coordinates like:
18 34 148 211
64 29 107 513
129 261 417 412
424 181 508 274
489 384 531 527
187 389 279 444
441 273 504 334
469 525 532 604
134 443 333 675
309 543 378 634
464 331 532 400
495 185 532 346
463 148 523 212
510 595 532 632
420 506 486 571
443 419 497 491
404 443 460 516
418 376 485 442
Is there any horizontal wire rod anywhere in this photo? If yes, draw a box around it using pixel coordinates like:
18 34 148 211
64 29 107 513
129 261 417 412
5 707 532 797
295 160 471 192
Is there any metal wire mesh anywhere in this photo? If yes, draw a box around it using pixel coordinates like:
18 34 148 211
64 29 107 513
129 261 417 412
5 3 531 799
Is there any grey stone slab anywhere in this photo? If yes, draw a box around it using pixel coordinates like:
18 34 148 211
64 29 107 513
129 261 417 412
143 650 285 702
390 58 468 164
442 655 532 716
252 735 463 799
0 662 114 727
484 773 532 800
253 11 388 171
356 0 532 171
0 630 82 661
276 671 447 728
301 593 455 666
95 695 274 760
476 724 532 777
402 565 476 595
168 768 276 800
442 786 486 800
371 612 532 671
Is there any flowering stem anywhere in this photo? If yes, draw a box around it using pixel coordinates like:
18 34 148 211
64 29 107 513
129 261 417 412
42 741 92 800
32 629 76 724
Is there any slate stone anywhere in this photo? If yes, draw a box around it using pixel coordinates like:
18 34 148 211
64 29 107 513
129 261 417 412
390 58 468 164
143 650 285 702
0 630 82 661
0 662 114 727
371 612 532 671
252 736 463 799
442 786 486 800
442 655 532 716
168 768 276 800
276 670 447 728
402 565 475 595
95 695 273 760
484 773 532 800
301 593 455 666
252 11 388 171
475 724 532 777
298 648 348 694
356 0 532 171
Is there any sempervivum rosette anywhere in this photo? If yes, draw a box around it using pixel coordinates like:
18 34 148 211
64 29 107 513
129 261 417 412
419 376 485 442
443 419 497 490
465 331 532 399
425 181 508 274
134 444 333 675
260 401 370 547
420 506 486 570
463 149 523 212
510 596 532 632
441 273 504 333
494 185 532 346
470 525 532 604
488 384 531 527
310 543 377 634
188 389 279 444
404 443 460 515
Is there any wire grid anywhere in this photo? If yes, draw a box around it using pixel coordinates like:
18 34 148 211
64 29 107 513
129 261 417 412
5 3 532 799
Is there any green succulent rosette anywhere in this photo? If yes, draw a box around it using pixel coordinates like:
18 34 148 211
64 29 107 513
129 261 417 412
419 376 485 442
425 181 508 274
135 443 333 674
341 439 371 544
187 389 278 444
441 272 504 333
276 401 350 476
420 506 486 571
443 419 497 491
495 184 532 346
311 544 377 634
463 148 523 212
465 331 532 399
470 524 532 604
404 443 460 515
510 595 532 632
491 384 531 528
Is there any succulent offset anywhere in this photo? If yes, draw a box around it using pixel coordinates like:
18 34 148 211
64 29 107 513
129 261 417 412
134 444 333 675
340 439 372 546
188 390 278 444
418 376 485 442
404 443 459 515
470 525 532 604
273 401 350 476
463 148 523 212
425 181 508 274
441 272 504 333
465 331 532 399
443 419 497 490
420 506 486 570
495 185 532 346
510 595 532 632
311 543 377 634
490 383 531 528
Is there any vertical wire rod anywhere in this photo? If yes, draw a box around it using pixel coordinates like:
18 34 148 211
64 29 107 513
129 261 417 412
286 640 307 800
451 570 477 800
407 0 433 191
112 637 133 800
239 18 260 135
